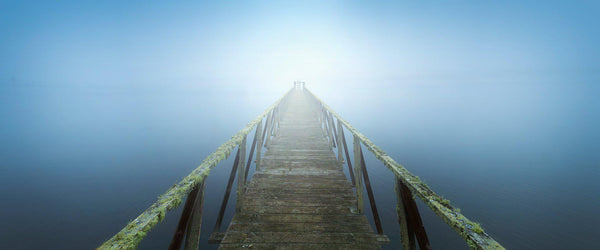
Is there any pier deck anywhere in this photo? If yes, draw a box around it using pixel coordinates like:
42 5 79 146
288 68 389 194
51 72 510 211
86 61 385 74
219 91 389 249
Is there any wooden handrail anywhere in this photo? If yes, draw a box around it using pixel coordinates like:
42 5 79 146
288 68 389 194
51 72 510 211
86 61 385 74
305 89 504 250
98 88 293 249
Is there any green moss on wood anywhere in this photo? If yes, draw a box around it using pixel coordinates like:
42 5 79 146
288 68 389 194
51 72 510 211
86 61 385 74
307 89 505 250
98 89 292 250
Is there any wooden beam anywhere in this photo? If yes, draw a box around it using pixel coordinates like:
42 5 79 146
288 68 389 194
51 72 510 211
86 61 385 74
395 176 416 250
184 180 206 250
339 123 356 187
244 122 261 181
210 148 241 239
236 135 247 212
264 109 275 148
334 116 344 170
168 184 200 250
359 145 383 235
399 178 431 250
255 119 265 171
353 135 364 213
307 89 505 249
326 111 337 148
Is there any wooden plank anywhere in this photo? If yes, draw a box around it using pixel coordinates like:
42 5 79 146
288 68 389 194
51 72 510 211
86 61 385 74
252 173 352 180
241 205 354 214
222 232 389 244
232 214 370 224
244 188 355 195
227 222 373 233
243 193 355 200
243 198 356 207
219 243 382 250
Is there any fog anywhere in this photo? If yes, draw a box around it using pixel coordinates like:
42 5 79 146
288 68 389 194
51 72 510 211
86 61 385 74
1 1 599 249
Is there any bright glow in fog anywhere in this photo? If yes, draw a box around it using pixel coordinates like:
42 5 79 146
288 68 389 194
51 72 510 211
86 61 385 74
4 1 595 89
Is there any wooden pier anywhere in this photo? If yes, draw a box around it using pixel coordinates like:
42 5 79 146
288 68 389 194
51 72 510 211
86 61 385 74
219 90 389 249
99 84 504 250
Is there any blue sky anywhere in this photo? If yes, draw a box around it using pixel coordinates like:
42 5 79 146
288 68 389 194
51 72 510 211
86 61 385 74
1 0 598 91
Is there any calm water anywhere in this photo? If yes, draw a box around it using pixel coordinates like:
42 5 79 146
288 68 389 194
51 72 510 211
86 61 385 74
1 81 598 249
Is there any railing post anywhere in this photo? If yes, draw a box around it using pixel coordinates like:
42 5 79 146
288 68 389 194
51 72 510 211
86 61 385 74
264 110 274 148
335 118 344 170
208 148 241 244
320 106 328 138
274 106 280 136
326 111 336 149
339 122 356 187
395 176 416 250
398 177 431 250
255 119 264 171
236 135 247 212
184 180 206 250
359 145 383 235
169 183 202 250
353 134 364 213
269 107 277 137
328 112 338 147
322 108 329 143
244 122 261 182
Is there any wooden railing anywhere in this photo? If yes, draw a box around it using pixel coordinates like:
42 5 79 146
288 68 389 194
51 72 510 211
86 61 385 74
305 89 504 250
98 89 293 249
99 85 504 250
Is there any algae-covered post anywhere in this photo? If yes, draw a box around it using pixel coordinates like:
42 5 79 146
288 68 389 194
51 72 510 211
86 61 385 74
399 177 431 250
395 175 416 250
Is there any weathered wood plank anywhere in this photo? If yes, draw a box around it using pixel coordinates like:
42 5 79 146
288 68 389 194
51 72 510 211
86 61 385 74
243 193 355 200
222 232 389 244
243 198 356 207
232 214 371 224
219 243 382 250
245 187 354 194
227 222 372 233
241 205 355 214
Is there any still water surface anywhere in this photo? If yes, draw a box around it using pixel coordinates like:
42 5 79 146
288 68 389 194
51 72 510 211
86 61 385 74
1 81 598 249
